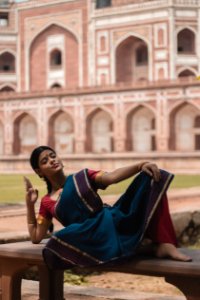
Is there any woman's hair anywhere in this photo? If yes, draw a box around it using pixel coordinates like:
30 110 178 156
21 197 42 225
30 146 55 194
30 146 55 169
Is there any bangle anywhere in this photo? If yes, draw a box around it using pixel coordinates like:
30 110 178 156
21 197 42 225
28 221 36 225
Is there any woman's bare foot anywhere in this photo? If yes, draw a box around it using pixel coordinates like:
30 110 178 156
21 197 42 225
155 243 192 262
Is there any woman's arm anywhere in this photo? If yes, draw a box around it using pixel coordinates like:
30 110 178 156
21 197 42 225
24 177 50 243
98 162 161 188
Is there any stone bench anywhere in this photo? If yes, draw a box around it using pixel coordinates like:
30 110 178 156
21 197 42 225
0 240 199 300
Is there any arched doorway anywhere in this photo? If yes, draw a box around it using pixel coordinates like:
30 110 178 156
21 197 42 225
116 36 148 83
30 24 78 91
13 113 37 154
86 109 113 153
177 28 195 54
0 52 15 72
49 111 74 154
127 106 156 152
170 104 200 151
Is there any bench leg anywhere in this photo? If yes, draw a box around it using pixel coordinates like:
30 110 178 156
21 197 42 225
0 262 27 300
165 276 200 300
38 265 64 300
0 274 22 300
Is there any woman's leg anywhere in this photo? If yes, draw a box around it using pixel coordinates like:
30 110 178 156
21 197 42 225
147 193 177 245
146 194 191 261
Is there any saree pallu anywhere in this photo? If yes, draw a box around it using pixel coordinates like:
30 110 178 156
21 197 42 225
43 169 174 269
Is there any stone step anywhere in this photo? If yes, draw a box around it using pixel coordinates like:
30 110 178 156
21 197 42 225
0 231 29 243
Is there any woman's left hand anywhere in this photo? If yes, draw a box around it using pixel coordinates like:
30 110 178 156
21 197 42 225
141 162 161 182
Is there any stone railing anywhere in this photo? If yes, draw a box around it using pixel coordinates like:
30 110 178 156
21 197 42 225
0 76 199 101
95 0 199 12
173 0 198 5
112 0 198 6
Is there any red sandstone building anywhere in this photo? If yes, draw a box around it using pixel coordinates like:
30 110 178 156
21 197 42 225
0 0 200 173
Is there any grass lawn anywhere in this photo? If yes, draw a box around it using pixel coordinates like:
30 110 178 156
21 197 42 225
0 173 199 204
100 174 200 196
0 174 47 204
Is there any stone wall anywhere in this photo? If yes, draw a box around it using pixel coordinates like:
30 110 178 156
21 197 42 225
173 211 200 246
1 152 200 174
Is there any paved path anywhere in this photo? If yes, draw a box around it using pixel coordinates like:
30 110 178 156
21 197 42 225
22 280 184 300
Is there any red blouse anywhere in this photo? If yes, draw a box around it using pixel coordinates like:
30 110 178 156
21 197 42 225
38 169 101 223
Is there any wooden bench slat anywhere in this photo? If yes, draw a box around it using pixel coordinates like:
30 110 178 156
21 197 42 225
85 248 200 278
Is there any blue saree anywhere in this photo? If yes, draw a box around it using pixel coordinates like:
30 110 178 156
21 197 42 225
43 169 174 269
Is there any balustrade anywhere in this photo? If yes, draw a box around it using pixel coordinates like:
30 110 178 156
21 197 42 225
96 0 199 8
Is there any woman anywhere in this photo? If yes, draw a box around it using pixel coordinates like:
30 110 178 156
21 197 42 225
24 145 191 269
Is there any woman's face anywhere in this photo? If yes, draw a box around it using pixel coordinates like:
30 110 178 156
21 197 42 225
37 149 63 178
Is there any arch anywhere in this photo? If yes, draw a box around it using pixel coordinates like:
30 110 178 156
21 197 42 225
29 22 79 47
115 32 150 50
176 25 196 36
0 85 15 92
169 103 200 151
0 51 15 72
125 102 156 117
86 105 114 122
86 108 113 153
178 68 196 78
0 49 16 57
0 121 3 155
29 24 79 91
48 110 74 154
168 100 200 119
126 106 156 152
13 113 37 154
177 28 195 54
0 83 16 91
115 35 149 83
50 48 62 68
50 83 62 89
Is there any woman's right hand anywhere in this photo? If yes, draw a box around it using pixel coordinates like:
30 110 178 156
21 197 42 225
24 176 38 205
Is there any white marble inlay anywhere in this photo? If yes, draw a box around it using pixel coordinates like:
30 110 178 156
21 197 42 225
176 56 198 65
96 11 168 27
98 56 109 66
155 50 167 60
175 10 197 17
0 35 17 42
49 70 64 79
0 74 16 82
